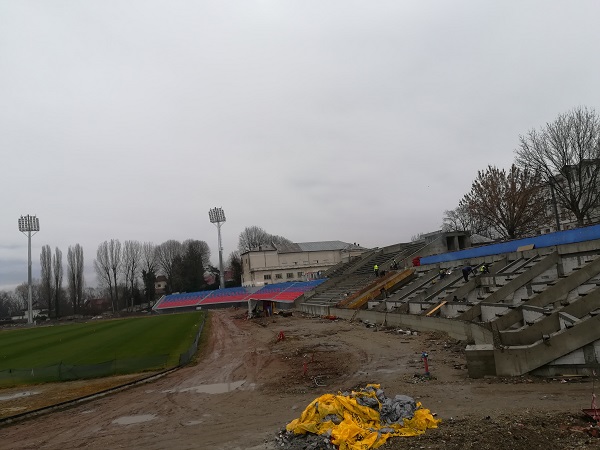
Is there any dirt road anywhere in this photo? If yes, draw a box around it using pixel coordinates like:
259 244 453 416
0 309 598 449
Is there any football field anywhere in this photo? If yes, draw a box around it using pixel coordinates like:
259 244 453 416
0 311 205 385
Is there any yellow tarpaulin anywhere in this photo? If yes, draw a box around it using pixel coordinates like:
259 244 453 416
286 384 440 450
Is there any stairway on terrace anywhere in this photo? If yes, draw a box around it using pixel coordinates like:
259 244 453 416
460 252 600 377
489 253 600 329
302 273 373 307
352 245 420 276
395 241 428 266
450 254 553 322
323 258 360 278
492 280 600 376
299 241 426 313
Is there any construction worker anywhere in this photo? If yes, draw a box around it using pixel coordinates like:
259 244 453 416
374 264 379 277
479 263 490 275
462 265 473 282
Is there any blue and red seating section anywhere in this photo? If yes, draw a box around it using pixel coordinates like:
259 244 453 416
200 287 252 305
273 279 325 301
153 279 326 310
154 292 210 309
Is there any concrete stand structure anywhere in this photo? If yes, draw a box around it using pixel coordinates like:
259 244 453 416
298 225 600 378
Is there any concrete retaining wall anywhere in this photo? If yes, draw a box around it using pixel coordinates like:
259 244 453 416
298 303 330 316
330 308 493 344
466 345 496 378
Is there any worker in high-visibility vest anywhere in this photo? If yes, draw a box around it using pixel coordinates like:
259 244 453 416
374 264 379 277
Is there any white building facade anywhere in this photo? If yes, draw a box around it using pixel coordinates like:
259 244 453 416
241 241 366 287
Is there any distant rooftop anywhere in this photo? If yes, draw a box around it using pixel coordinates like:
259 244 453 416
245 240 366 254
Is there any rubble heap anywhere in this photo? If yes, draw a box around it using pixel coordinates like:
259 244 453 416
278 384 440 450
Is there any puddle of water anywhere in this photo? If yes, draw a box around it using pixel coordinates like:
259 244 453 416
112 414 156 425
0 391 40 401
163 380 246 395
374 368 403 374
183 420 203 426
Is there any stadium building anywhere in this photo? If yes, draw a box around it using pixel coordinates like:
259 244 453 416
240 240 367 287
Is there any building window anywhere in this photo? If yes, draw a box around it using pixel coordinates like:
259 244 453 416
297 272 304 277
264 274 272 280
287 273 294 279
275 273 282 279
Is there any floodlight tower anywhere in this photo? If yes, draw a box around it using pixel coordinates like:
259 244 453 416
208 207 226 289
18 215 40 324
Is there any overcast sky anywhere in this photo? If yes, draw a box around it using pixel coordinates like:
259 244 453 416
2 1 600 291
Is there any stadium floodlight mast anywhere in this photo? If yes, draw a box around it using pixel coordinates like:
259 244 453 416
208 207 226 289
18 215 40 324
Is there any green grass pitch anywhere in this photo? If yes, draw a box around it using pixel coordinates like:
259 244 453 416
0 312 205 371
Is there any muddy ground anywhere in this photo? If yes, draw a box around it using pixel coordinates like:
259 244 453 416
0 309 599 449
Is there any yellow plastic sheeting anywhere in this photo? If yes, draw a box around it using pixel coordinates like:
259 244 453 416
286 384 440 450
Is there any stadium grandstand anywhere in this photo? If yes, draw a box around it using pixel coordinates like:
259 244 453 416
154 225 600 379
153 279 327 313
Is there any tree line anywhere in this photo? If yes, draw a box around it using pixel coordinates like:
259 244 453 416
0 244 85 319
91 227 295 311
443 106 600 239
93 238 224 312
0 225 295 318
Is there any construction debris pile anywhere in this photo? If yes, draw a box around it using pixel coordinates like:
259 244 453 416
278 384 440 450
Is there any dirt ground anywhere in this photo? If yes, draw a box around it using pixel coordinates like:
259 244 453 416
1 309 599 449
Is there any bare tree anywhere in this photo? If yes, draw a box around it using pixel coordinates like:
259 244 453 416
0 291 14 317
411 233 425 242
226 251 242 287
95 241 113 309
238 226 269 252
14 281 42 315
140 242 158 304
122 240 142 310
94 239 122 312
67 244 85 314
516 106 600 227
52 248 63 317
141 242 157 274
270 234 293 248
237 226 292 253
461 165 548 239
108 239 122 310
40 244 53 314
156 240 183 293
173 240 207 293
182 239 211 268
442 203 494 238
13 283 29 314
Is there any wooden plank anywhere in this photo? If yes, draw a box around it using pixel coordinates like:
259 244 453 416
516 244 535 252
425 301 447 316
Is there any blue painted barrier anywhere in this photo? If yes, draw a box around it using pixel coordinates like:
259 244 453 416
420 224 600 265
